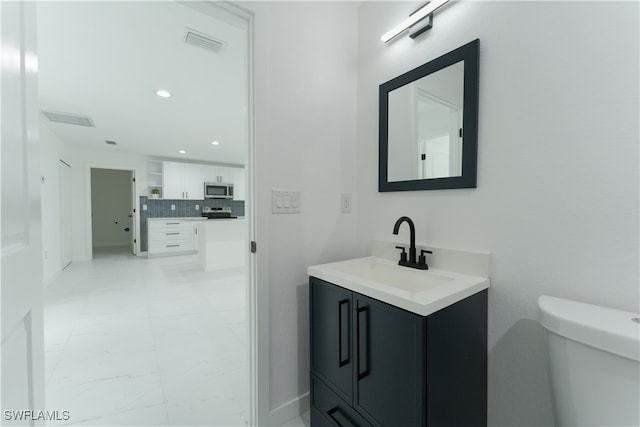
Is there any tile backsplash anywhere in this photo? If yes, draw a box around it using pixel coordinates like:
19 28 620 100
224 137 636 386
139 197 245 252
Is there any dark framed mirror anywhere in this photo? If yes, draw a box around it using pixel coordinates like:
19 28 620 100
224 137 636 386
379 39 479 191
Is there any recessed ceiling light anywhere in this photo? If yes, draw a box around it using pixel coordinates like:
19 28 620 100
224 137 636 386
178 150 187 154
211 141 220 145
155 89 172 98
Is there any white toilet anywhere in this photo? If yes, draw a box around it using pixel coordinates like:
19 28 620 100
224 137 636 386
538 295 640 426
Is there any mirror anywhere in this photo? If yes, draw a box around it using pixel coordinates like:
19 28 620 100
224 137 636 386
379 39 479 191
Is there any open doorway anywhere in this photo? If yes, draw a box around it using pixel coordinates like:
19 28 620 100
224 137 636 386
90 168 136 257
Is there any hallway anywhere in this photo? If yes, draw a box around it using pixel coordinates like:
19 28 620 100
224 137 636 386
43 249 248 426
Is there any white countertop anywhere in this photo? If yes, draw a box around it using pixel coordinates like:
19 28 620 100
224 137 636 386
308 256 489 316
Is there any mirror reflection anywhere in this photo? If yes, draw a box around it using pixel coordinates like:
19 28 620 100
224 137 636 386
388 62 464 181
379 39 479 192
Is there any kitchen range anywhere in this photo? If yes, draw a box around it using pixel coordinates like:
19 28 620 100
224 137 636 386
201 206 237 219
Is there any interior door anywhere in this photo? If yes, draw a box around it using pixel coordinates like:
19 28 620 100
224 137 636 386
130 171 137 255
59 160 72 268
1 0 46 422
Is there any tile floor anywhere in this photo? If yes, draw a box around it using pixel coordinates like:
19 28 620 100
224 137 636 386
44 246 249 426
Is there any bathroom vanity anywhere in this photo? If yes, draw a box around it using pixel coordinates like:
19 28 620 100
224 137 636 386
309 254 489 427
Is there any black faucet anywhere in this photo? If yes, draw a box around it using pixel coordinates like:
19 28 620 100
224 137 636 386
393 216 431 270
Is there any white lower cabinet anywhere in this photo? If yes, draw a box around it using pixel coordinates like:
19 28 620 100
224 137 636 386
148 218 201 257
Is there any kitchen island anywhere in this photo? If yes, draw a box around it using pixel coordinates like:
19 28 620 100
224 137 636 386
196 218 246 271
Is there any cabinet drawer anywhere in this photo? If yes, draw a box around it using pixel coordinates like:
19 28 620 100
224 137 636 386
148 220 194 230
148 239 195 253
311 375 372 427
148 229 194 241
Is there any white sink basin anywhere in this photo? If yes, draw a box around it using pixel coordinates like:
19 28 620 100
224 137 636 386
308 256 489 316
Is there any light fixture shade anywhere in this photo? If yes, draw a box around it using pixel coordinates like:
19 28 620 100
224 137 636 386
381 0 450 43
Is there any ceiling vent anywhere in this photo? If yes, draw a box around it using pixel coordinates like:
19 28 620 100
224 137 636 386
184 27 224 53
42 111 95 127
105 140 117 145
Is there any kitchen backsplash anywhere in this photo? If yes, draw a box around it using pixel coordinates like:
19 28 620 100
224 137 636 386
139 197 245 252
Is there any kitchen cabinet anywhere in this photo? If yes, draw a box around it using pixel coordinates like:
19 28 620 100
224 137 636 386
203 165 234 184
147 160 163 198
147 218 201 257
233 168 245 201
162 161 203 200
309 277 487 427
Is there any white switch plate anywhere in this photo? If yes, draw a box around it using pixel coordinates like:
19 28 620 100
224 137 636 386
341 193 352 213
272 190 300 214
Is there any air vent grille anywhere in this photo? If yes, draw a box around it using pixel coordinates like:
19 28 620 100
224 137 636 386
43 111 95 127
105 140 117 145
184 28 224 53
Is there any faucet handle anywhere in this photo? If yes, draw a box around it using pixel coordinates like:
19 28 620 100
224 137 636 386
419 249 432 268
395 246 407 263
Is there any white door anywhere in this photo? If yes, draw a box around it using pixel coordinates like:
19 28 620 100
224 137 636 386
1 0 46 422
130 171 137 255
59 160 72 268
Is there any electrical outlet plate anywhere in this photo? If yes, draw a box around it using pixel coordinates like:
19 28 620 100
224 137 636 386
272 190 300 214
341 193 352 213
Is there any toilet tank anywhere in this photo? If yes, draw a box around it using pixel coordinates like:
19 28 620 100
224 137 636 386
538 295 640 427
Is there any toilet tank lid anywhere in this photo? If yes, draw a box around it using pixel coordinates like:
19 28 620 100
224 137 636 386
538 295 640 362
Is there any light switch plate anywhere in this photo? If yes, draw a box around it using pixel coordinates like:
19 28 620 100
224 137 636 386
272 190 300 214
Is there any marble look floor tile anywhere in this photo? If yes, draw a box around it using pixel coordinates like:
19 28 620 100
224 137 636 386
48 372 165 425
280 410 311 427
45 249 248 427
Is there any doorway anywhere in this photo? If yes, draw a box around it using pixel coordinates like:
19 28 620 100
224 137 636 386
89 168 136 256
36 1 257 424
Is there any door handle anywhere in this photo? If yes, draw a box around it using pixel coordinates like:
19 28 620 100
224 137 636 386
326 408 356 427
356 305 369 380
338 299 350 367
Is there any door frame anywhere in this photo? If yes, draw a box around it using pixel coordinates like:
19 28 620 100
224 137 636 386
59 159 72 268
85 165 138 259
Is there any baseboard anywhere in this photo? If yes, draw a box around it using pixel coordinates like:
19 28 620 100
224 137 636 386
265 392 310 426
43 268 63 288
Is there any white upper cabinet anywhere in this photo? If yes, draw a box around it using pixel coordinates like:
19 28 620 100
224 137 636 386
162 161 204 200
203 165 234 184
183 163 204 200
233 168 246 201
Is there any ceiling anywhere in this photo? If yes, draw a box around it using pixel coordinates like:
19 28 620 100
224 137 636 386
37 1 248 166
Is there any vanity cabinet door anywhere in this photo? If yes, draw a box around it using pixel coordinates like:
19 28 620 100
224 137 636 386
310 278 354 402
353 294 425 427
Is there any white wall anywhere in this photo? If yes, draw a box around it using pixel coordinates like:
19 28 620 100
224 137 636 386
357 2 639 426
90 168 133 248
247 1 359 423
39 119 70 284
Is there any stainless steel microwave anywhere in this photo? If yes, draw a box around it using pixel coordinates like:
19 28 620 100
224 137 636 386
204 182 234 199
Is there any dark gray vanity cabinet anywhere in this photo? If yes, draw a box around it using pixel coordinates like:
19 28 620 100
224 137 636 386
309 276 487 427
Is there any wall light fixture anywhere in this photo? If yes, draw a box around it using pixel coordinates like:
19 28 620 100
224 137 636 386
381 0 450 43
